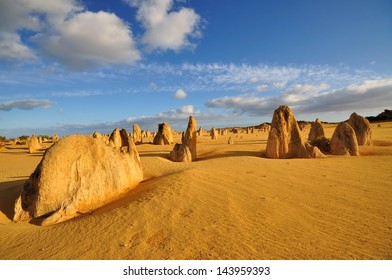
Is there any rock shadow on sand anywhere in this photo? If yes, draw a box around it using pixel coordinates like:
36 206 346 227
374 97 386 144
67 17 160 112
0 179 24 221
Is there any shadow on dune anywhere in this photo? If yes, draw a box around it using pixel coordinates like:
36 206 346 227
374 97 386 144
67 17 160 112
0 179 25 221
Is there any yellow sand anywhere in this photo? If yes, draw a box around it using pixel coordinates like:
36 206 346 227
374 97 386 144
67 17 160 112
0 122 391 259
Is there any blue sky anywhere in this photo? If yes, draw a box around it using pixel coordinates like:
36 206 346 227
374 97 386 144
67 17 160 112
1 0 391 137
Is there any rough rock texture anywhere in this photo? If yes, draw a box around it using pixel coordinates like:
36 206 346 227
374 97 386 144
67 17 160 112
109 128 122 149
330 122 359 156
182 116 197 161
28 135 42 153
120 128 130 148
308 118 325 142
169 143 192 163
266 105 325 159
228 136 234 145
133 124 142 144
169 116 197 162
13 135 143 226
210 128 218 140
347 112 372 146
153 123 173 145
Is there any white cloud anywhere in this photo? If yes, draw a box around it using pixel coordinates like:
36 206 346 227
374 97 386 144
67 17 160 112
174 88 187 99
129 0 201 51
0 0 140 69
33 11 140 70
255 85 269 92
206 78 392 117
0 32 36 60
282 83 329 103
0 99 54 111
0 0 82 61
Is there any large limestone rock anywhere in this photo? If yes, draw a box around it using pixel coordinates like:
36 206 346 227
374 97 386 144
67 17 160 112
182 116 197 161
330 122 359 156
169 116 197 162
153 123 173 145
308 118 325 142
133 124 142 144
169 143 192 163
28 135 42 153
266 105 325 159
347 112 372 146
13 135 143 226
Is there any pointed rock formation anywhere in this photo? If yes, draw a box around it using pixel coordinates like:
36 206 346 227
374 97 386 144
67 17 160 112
170 116 197 162
308 118 325 142
133 124 142 144
153 123 173 145
228 136 234 144
347 112 372 146
120 128 130 148
170 143 192 162
266 105 325 159
182 116 197 160
330 122 359 156
13 135 143 226
198 126 203 137
109 128 122 149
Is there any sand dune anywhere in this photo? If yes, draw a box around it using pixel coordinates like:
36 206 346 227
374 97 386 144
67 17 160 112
0 123 391 259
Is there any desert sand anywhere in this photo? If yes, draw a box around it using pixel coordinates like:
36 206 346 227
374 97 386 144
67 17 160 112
0 122 391 259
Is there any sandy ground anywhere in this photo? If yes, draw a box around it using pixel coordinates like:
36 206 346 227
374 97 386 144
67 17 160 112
0 122 391 260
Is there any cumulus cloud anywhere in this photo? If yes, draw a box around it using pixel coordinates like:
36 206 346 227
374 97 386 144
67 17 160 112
0 99 54 111
33 11 140 69
174 88 187 99
0 0 140 69
129 0 201 51
0 32 36 60
0 0 82 61
206 78 392 116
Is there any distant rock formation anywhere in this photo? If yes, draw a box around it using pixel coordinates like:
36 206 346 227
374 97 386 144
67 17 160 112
198 126 203 137
133 124 142 144
153 123 173 145
330 122 359 156
227 136 234 144
28 134 42 153
366 109 392 122
210 128 218 140
266 105 325 159
347 112 372 146
308 118 325 142
52 134 60 143
13 135 143 226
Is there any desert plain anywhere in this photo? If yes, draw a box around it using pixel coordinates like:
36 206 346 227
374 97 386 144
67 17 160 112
0 121 391 260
